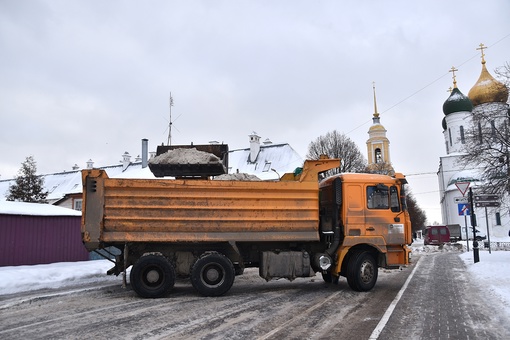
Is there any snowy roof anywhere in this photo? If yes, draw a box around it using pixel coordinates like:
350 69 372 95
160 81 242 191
0 162 154 202
227 143 304 180
445 169 482 193
0 142 304 201
0 201 81 216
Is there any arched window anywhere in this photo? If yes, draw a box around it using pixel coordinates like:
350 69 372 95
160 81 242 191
478 121 483 144
448 128 452 146
460 126 465 144
496 212 501 226
375 148 382 163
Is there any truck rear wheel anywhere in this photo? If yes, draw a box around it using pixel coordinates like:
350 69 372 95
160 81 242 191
191 252 235 296
346 251 378 292
130 254 176 298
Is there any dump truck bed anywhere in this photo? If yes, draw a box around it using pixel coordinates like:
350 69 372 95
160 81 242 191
82 170 323 251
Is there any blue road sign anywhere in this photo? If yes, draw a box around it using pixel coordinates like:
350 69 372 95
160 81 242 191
458 203 470 216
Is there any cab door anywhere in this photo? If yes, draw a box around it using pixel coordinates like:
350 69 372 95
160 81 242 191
365 184 405 245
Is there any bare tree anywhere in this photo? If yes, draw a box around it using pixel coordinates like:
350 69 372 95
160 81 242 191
365 161 394 176
495 62 510 88
461 105 509 198
307 130 367 177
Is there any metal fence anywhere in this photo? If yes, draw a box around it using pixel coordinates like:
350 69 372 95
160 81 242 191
480 241 510 250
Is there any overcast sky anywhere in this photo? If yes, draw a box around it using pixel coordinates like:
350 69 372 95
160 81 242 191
1 0 509 223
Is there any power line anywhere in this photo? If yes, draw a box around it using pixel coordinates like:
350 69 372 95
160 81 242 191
345 33 510 136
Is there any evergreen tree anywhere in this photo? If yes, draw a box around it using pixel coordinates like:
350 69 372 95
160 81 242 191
6 156 48 203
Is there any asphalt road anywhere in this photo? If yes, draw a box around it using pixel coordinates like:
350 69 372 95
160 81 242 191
1 252 509 339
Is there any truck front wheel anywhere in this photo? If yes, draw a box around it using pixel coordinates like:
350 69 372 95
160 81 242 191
191 252 235 296
130 254 176 298
346 251 378 292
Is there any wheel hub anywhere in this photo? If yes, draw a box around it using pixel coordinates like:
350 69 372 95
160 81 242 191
360 261 374 283
146 269 160 283
206 268 220 282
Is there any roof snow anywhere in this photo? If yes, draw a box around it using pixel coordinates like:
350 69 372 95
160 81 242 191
0 162 155 202
228 143 304 180
0 201 81 216
0 142 305 201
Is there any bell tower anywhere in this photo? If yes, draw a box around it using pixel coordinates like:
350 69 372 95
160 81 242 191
366 83 394 174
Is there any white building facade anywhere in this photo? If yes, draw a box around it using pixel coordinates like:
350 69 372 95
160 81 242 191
437 52 510 240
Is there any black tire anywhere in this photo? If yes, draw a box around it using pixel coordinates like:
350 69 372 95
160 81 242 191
191 252 235 296
130 254 176 298
346 251 378 292
234 265 244 276
322 272 333 283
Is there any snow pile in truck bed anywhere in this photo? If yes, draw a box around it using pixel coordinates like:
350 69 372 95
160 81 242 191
149 148 222 165
213 173 261 181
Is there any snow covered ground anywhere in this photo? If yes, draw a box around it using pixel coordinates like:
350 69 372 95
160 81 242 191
411 238 510 318
1 239 509 319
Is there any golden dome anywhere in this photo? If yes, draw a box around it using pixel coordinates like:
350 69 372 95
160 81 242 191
468 62 509 106
369 122 386 132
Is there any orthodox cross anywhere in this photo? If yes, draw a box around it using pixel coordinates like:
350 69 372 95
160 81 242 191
476 43 487 64
449 66 458 88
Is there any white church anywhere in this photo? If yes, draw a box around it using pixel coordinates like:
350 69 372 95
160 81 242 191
437 45 510 241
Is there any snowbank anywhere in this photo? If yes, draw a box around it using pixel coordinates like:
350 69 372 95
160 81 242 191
0 260 115 295
459 250 510 317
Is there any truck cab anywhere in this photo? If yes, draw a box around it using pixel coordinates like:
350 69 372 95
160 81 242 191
318 172 412 290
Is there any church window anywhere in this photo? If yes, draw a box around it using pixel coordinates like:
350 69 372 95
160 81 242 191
375 148 382 163
491 120 496 138
478 122 483 144
460 126 465 144
448 128 452 146
496 212 501 226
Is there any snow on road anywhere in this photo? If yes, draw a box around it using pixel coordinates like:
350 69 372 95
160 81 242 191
0 260 117 295
1 240 509 320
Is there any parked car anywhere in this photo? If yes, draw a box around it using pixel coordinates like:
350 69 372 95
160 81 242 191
423 225 450 245
469 229 487 241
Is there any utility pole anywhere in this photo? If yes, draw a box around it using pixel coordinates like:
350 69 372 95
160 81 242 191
468 188 479 263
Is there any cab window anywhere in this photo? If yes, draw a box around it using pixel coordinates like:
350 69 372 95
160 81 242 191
367 185 389 209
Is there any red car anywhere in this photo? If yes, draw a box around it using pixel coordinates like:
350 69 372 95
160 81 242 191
423 225 450 245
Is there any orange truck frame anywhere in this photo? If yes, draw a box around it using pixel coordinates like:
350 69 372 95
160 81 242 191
82 158 412 298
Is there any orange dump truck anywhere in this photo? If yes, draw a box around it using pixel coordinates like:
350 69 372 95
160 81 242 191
82 157 412 298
